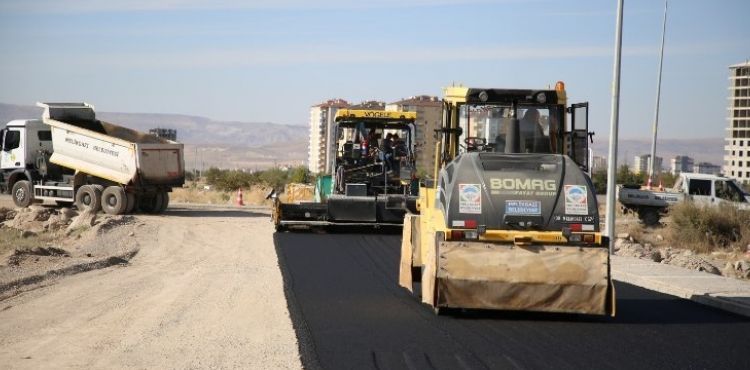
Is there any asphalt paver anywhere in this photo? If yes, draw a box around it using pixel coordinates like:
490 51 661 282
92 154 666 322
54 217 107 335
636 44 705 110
275 231 750 370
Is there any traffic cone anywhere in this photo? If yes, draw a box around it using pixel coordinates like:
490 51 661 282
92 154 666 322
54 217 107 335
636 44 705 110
658 179 664 191
646 175 652 190
236 188 245 206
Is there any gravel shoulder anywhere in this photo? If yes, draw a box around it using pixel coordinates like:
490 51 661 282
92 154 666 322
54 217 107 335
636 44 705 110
0 205 301 369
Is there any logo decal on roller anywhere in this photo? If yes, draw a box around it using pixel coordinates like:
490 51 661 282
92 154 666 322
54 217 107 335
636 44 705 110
564 185 589 215
458 184 481 214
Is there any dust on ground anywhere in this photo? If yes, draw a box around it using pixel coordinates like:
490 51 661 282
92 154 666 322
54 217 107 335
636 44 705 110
0 201 300 369
0 204 140 299
170 184 275 207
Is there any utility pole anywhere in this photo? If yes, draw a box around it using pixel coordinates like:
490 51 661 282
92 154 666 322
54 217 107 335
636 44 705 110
648 0 668 185
605 0 625 253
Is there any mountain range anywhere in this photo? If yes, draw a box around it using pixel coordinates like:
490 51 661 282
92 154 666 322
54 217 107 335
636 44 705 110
590 137 725 169
0 102 726 171
0 103 308 170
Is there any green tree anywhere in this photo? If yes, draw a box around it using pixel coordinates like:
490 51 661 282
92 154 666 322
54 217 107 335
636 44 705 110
204 167 224 186
616 164 644 185
591 170 608 194
287 166 310 184
259 168 288 189
215 170 253 191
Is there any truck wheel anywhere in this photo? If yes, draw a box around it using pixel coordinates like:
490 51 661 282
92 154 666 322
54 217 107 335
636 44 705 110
101 186 128 215
125 193 136 214
75 185 102 212
138 193 159 214
638 208 661 226
11 180 34 208
157 191 169 213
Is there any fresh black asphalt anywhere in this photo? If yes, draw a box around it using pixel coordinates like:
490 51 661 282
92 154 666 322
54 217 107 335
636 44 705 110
274 231 750 370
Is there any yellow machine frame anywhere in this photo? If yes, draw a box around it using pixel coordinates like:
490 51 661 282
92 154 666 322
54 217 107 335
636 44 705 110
399 83 615 316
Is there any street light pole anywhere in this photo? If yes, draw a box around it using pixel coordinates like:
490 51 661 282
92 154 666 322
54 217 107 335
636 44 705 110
648 0 668 183
605 0 625 253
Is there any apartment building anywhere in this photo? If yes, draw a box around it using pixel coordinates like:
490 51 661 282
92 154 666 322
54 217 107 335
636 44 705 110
591 155 607 173
670 155 694 175
694 162 722 175
385 95 442 175
308 99 349 174
723 61 750 184
633 154 663 175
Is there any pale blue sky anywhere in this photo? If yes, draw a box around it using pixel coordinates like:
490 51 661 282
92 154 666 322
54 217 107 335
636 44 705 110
0 0 747 139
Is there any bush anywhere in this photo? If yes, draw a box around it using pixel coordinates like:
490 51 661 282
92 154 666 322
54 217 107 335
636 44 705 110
203 166 310 192
668 201 750 253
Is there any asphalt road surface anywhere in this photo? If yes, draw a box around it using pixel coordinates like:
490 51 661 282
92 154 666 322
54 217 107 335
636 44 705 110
275 231 750 370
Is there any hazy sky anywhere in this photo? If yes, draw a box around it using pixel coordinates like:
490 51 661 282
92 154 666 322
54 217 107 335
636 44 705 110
1 0 748 139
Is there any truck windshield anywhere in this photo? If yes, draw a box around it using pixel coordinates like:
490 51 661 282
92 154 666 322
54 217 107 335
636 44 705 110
335 122 413 165
716 180 746 202
2 130 20 151
458 104 563 154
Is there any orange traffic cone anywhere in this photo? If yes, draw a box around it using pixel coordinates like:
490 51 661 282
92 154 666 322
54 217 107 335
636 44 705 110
658 179 664 191
645 175 653 190
236 188 245 206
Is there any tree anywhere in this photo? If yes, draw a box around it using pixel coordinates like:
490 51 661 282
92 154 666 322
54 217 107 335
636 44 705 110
204 167 224 186
616 164 644 185
259 168 288 189
287 166 310 184
591 170 608 194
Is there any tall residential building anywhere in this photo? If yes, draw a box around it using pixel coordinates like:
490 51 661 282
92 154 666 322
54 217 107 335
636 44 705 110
308 99 349 174
591 156 607 173
670 155 694 175
633 154 662 175
386 95 442 175
694 162 722 175
723 61 750 184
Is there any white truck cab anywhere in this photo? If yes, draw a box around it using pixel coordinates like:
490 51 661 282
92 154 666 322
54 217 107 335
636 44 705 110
672 173 748 206
618 172 749 225
1 119 53 179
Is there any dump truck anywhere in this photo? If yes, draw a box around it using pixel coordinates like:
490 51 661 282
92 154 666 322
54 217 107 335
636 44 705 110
618 172 750 225
271 109 419 230
399 83 615 316
0 102 184 214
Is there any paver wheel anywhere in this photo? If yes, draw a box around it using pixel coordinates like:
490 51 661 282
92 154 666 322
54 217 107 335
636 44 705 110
75 185 102 212
101 186 128 215
11 180 33 208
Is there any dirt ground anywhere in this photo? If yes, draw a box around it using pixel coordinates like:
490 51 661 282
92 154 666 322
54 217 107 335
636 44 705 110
0 203 301 369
